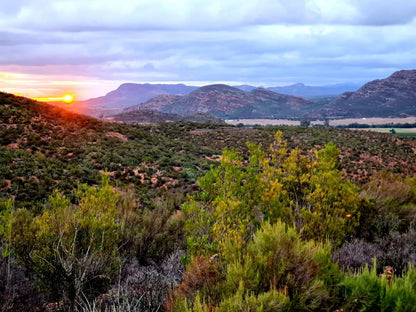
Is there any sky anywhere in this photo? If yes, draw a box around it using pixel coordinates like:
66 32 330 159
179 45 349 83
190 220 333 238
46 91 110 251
1 0 416 100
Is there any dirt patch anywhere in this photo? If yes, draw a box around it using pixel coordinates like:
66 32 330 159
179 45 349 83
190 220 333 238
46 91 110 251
205 155 222 162
7 143 19 149
105 132 128 142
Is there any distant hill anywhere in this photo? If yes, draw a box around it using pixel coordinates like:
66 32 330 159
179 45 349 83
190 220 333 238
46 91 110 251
234 83 360 97
77 82 357 118
327 70 416 118
126 84 313 119
75 83 197 117
266 82 360 98
124 94 182 113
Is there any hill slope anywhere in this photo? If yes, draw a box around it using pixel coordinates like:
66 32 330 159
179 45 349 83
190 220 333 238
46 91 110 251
2 91 416 211
109 109 225 124
328 70 416 117
126 84 313 118
75 83 197 117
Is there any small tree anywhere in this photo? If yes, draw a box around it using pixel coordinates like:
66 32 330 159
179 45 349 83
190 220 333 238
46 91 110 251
300 119 311 127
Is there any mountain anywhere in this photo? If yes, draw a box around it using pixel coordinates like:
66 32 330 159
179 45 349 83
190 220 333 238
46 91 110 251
267 82 360 98
75 83 197 117
73 70 416 119
125 84 313 119
124 94 182 113
234 83 360 97
234 84 257 92
328 70 416 118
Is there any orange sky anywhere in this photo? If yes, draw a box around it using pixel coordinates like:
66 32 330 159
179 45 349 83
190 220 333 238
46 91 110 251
0 71 123 101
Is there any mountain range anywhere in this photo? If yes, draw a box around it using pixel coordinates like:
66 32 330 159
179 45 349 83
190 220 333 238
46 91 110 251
71 69 416 120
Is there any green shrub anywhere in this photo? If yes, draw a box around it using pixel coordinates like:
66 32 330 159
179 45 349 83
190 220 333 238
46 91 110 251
342 263 416 311
8 176 121 308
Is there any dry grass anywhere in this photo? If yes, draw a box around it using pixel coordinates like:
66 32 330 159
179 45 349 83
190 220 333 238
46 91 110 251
226 117 416 126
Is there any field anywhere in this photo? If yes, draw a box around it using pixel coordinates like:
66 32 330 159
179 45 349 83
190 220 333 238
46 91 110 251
226 116 416 126
357 127 416 137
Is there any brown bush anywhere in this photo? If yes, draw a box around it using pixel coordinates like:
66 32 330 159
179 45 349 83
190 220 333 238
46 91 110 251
165 256 222 311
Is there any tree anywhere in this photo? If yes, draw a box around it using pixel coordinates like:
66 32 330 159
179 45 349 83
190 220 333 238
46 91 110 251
173 131 362 310
184 132 360 252
300 119 311 127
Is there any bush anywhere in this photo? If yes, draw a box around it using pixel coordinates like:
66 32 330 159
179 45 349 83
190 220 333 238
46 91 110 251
341 263 416 311
170 221 343 311
8 177 121 308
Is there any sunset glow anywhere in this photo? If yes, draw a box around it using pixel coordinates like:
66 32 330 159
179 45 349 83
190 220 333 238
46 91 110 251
34 94 74 103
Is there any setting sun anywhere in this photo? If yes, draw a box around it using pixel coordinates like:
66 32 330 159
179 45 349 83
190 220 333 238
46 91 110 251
33 94 74 103
63 94 73 103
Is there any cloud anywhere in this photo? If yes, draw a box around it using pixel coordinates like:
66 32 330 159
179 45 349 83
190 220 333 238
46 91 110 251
1 0 416 99
2 0 416 32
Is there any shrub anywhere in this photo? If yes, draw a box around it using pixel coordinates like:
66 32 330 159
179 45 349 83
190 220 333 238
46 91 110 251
170 221 343 311
341 263 416 311
8 176 121 308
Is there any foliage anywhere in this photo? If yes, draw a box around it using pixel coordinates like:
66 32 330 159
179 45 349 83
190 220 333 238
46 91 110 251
170 221 343 311
2 91 416 212
117 189 185 265
341 263 416 311
7 176 121 307
336 172 416 274
185 132 361 251
171 133 370 310
3 93 416 311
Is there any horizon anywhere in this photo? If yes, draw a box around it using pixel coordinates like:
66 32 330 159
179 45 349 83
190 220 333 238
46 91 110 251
1 1 416 100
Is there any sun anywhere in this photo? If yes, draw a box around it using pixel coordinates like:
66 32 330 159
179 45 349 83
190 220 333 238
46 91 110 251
33 94 75 103
63 94 73 103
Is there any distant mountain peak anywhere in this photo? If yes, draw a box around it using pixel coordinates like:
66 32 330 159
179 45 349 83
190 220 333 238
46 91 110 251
389 69 416 79
291 83 305 87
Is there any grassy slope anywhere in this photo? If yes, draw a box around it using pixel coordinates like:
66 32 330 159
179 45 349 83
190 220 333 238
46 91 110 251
1 92 416 210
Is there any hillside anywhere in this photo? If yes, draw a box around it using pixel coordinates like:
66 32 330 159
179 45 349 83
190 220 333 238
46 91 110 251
74 83 197 117
125 84 313 118
328 69 416 117
2 91 416 210
108 109 225 124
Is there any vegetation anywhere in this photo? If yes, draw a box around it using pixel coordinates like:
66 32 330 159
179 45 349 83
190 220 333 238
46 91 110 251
168 135 416 311
336 121 416 129
2 92 416 311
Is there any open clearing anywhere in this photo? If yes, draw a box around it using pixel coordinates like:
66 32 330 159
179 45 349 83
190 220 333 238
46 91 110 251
226 117 416 127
